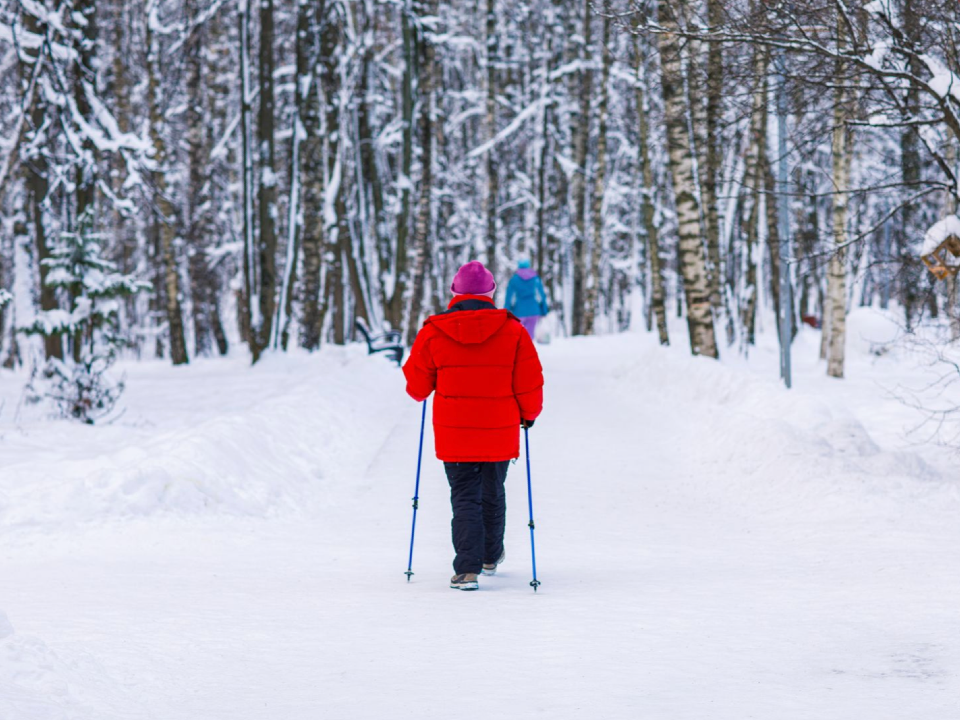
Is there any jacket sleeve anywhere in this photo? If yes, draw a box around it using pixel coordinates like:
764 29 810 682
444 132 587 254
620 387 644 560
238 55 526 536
402 326 437 401
513 327 544 421
505 275 518 314
536 277 550 316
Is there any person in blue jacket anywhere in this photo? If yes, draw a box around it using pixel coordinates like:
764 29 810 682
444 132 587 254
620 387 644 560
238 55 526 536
505 259 550 339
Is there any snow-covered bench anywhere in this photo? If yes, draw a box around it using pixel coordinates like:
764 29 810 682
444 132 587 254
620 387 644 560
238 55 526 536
354 318 404 367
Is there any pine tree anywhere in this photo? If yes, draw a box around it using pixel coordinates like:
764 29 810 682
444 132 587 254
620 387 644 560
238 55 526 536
22 209 150 423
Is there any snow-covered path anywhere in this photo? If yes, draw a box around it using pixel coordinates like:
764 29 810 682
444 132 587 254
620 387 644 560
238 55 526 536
2 330 959 719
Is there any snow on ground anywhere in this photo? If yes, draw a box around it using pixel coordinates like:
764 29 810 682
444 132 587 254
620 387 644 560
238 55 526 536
0 347 404 530
1 311 959 719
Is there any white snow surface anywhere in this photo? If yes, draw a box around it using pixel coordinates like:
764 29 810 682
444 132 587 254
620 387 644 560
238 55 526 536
1 317 959 719
922 214 960 256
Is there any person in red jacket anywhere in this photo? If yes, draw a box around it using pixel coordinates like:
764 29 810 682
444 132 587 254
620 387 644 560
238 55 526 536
403 260 544 591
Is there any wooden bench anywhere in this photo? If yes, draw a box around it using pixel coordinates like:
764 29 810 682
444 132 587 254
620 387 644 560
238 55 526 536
354 318 404 366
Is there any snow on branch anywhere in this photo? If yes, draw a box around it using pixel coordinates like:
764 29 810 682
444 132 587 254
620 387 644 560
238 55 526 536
467 97 546 159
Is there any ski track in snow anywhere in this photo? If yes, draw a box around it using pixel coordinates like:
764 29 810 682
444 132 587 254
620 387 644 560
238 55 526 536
1 321 959 719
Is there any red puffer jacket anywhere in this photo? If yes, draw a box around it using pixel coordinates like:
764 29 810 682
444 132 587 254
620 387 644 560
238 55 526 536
403 295 544 462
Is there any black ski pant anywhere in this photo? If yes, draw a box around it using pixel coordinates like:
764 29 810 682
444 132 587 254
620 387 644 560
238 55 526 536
443 460 510 575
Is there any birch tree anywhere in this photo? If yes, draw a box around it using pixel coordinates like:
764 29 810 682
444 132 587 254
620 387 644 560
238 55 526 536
658 2 718 358
826 42 850 379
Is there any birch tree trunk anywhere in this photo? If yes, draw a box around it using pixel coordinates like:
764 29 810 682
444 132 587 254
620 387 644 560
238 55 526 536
826 53 849 379
405 0 439 346
583 8 610 336
658 3 719 358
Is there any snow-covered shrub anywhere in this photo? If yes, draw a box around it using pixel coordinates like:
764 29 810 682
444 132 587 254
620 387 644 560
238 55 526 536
20 210 149 424
36 356 126 425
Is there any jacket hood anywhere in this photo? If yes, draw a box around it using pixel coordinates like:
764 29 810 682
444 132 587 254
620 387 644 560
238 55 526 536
427 295 509 344
516 268 538 280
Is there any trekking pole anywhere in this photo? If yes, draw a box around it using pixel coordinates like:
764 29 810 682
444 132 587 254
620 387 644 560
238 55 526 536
405 401 427 581
524 426 541 592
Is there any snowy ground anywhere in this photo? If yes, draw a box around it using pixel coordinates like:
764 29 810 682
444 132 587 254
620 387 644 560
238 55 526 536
1 312 959 719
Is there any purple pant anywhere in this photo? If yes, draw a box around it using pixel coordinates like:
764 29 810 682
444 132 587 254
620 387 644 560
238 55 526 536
520 316 540 339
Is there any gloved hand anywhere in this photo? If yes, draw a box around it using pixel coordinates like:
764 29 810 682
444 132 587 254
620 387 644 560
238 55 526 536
521 418 535 430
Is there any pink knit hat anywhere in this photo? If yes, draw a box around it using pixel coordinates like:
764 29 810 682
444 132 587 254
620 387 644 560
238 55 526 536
450 261 496 295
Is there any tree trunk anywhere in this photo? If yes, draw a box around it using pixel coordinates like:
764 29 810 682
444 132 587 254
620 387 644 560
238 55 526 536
253 0 278 361
583 8 610 335
405 0 439 346
147 5 188 366
484 0 500 281
387 0 416 331
185 1 213 357
703 0 723 308
357 19 389 316
741 45 769 346
21 11 61 361
238 0 256 348
900 0 922 328
635 36 669 346
72 0 98 221
826 52 849 379
276 0 312 350
946 138 960 340
300 0 330 351
570 0 593 336
763 146 784 338
658 3 719 358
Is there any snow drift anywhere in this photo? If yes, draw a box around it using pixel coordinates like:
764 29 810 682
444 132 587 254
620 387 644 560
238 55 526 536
0 348 406 530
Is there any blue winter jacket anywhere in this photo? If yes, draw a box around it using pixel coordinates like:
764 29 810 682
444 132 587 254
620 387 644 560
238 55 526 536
505 270 550 318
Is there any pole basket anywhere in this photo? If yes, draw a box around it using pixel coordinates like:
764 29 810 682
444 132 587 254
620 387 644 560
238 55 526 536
922 235 960 280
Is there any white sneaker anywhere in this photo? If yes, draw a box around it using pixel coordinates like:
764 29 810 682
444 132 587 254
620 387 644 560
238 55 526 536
450 573 479 590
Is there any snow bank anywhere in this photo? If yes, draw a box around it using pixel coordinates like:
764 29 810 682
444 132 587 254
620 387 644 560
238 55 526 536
0 609 114 719
845 306 902 355
0 347 406 530
594 323 949 520
921 214 960 256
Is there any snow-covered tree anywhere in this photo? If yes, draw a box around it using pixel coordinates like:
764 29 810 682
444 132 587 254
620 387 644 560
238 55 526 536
22 209 150 423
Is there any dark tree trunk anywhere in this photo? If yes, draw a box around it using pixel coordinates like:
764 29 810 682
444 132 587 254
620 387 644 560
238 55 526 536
253 0 279 361
388 1 416 331
300 0 329 350
570 0 593 336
